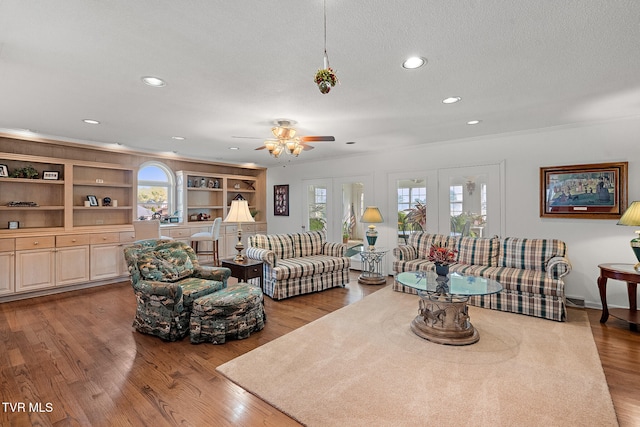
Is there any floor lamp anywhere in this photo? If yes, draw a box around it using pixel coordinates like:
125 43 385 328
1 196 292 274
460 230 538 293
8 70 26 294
224 199 255 262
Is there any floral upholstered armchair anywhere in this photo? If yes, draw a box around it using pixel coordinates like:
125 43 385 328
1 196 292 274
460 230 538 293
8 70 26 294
123 239 231 341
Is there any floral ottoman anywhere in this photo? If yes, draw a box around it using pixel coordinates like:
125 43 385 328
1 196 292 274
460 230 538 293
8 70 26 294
189 283 265 344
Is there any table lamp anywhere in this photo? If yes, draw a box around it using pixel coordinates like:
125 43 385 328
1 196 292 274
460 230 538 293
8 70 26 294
360 206 384 250
224 199 255 262
617 201 640 271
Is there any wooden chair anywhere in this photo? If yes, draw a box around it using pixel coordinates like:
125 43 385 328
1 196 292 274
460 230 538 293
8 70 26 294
133 220 172 241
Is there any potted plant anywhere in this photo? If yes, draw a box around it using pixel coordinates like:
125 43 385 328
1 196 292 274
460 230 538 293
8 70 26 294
404 201 426 231
427 244 458 276
342 221 350 243
314 67 338 94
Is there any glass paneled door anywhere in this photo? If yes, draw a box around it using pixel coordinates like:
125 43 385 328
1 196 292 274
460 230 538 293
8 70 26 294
438 163 505 238
305 182 330 233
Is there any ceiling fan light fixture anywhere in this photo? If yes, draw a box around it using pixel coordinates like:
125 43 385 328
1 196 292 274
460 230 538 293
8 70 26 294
292 145 304 156
272 126 296 140
264 140 277 153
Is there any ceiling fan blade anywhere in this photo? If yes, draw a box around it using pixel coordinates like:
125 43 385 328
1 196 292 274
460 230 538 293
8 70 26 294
301 144 315 151
254 146 267 150
300 136 335 142
232 136 263 140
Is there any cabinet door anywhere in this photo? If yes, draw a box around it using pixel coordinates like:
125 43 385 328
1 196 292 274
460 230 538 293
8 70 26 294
90 244 124 281
56 245 90 286
16 249 56 292
0 252 15 295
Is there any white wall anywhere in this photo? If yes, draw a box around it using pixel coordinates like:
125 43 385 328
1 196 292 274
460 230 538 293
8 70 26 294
266 116 640 309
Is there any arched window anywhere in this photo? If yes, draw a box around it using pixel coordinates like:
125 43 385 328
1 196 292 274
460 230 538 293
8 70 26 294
137 162 175 220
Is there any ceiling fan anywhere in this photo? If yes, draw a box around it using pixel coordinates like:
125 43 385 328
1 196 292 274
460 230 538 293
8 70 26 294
235 120 335 158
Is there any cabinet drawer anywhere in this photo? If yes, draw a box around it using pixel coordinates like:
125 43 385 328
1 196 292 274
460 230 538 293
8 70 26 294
255 223 268 233
169 228 191 238
16 236 56 251
89 233 120 245
119 231 137 243
0 238 15 252
56 234 92 247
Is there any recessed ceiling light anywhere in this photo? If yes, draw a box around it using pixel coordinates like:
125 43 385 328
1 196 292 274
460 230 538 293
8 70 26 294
228 147 239 150
442 97 461 104
82 119 100 124
171 136 185 140
402 56 427 69
467 120 482 125
141 76 167 87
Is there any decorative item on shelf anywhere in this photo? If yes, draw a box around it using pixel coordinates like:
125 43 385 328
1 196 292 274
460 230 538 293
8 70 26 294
7 201 38 207
250 209 259 219
427 244 458 277
102 197 112 207
189 214 198 221
0 164 8 177
42 171 59 180
360 206 384 250
86 195 98 206
187 179 193 187
10 164 39 179
8 221 19 229
213 179 220 188
224 199 255 262
200 177 206 188
243 180 255 190
208 179 215 188
234 183 241 189
314 0 338 94
617 200 640 271
233 193 246 201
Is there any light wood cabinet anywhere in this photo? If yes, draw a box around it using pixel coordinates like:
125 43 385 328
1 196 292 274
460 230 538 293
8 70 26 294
16 248 56 293
56 245 90 286
0 247 15 295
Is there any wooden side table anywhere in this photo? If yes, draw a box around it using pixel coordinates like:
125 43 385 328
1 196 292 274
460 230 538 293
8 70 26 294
597 263 639 331
220 258 264 290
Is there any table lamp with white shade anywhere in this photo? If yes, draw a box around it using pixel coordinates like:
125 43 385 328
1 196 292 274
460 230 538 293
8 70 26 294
617 200 640 271
360 206 384 250
224 199 255 262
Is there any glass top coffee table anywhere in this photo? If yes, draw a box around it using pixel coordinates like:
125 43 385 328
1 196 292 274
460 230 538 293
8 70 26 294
397 271 502 345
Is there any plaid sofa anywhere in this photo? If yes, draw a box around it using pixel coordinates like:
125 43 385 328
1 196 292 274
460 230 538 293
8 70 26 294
246 231 350 300
123 239 231 341
392 233 572 321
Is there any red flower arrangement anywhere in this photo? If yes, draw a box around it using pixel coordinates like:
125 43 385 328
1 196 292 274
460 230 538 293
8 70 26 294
427 244 457 265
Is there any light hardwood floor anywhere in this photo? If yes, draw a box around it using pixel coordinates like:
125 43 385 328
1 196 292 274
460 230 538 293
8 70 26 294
1 273 638 426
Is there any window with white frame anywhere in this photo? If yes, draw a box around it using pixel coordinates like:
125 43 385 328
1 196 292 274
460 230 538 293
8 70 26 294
137 162 175 220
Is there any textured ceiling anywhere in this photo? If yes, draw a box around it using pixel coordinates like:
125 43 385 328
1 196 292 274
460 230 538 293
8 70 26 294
1 1 639 167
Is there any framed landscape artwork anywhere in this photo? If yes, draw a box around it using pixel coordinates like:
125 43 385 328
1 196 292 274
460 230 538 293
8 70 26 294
540 162 628 219
274 184 289 216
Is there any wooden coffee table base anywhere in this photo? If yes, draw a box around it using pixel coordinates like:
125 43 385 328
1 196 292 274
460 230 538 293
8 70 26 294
410 294 479 345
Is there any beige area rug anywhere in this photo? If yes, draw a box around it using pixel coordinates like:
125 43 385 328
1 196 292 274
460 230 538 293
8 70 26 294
217 287 618 427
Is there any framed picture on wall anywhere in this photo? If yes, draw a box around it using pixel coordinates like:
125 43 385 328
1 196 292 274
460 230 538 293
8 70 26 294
540 162 628 219
274 184 289 216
